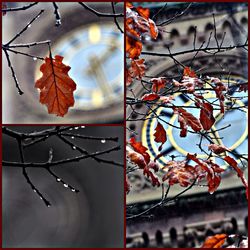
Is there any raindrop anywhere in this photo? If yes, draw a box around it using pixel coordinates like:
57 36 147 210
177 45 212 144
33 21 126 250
74 127 79 130
56 178 61 182
47 204 51 207
33 189 37 193
69 128 73 130
72 189 75 192
33 57 37 61
72 146 76 150
71 136 74 139
81 126 85 128
64 184 69 188
40 197 43 200
101 139 106 144
28 24 32 28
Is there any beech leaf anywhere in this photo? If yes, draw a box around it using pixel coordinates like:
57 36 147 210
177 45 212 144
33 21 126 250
200 102 216 130
153 121 167 151
224 156 248 199
35 55 76 117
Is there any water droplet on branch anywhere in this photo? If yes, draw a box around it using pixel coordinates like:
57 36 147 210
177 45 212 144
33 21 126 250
56 178 61 182
101 139 106 144
33 57 37 61
28 24 32 28
72 146 76 150
64 184 69 188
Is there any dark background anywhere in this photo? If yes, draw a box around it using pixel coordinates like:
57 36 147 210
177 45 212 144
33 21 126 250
2 126 124 248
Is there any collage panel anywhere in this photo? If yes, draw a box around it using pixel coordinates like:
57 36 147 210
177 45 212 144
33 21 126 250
126 2 248 248
2 125 124 247
2 2 124 124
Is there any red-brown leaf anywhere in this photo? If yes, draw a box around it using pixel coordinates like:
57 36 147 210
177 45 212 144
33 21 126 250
175 108 202 132
162 161 197 187
153 121 167 151
129 58 146 80
129 137 150 164
136 6 150 20
149 18 158 39
202 234 228 248
141 93 160 101
208 144 229 154
224 156 248 199
126 29 142 59
183 66 197 78
126 146 146 169
151 77 167 93
200 102 216 130
35 55 76 117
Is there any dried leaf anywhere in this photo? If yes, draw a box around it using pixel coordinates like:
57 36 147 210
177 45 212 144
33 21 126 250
141 93 160 101
208 144 229 154
202 234 228 248
183 66 197 78
151 77 167 93
129 137 150 164
200 102 216 130
149 18 158 39
153 121 167 151
175 108 202 134
129 58 146 80
224 156 248 199
136 6 150 20
35 55 76 117
162 161 197 187
126 29 142 59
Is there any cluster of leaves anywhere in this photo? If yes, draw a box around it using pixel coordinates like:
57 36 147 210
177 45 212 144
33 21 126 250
126 3 248 204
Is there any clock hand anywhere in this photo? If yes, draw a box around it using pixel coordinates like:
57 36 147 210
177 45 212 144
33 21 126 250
87 54 114 102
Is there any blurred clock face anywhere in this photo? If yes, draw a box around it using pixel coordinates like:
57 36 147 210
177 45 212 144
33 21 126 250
141 76 248 176
41 22 124 111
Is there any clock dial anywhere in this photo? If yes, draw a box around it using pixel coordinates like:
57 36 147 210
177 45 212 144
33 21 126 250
141 76 248 175
36 22 124 112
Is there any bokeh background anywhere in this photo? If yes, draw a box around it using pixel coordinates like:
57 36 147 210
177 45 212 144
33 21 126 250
2 126 124 247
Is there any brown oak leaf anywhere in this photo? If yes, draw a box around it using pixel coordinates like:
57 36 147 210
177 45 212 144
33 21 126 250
35 55 76 117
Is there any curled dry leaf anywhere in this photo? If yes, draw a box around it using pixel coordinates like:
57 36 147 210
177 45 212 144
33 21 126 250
35 55 76 117
151 77 167 93
200 102 216 130
141 93 160 101
136 6 150 20
174 108 202 136
153 121 167 151
129 58 146 80
210 77 227 114
129 137 150 164
202 234 228 248
224 156 248 199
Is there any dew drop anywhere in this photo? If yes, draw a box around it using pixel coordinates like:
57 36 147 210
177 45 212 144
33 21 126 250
40 197 43 200
69 128 73 130
64 184 69 188
56 178 61 182
71 189 75 192
33 57 37 61
28 24 32 28
33 189 37 193
81 126 85 128
47 204 51 207
74 127 79 130
71 136 74 139
101 139 106 144
72 146 76 150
